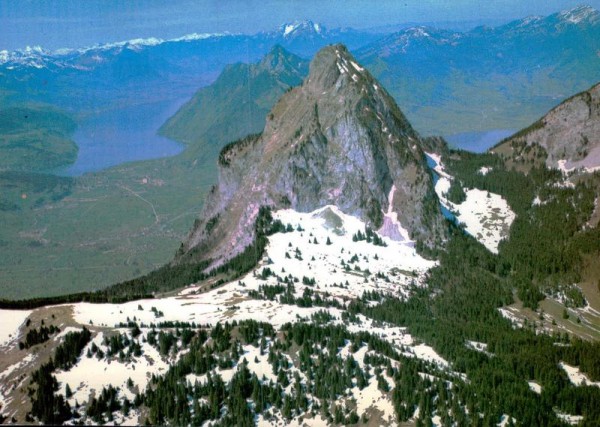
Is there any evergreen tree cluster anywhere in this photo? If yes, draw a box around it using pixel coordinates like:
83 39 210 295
19 324 60 350
349 224 600 425
352 227 387 247
141 319 435 426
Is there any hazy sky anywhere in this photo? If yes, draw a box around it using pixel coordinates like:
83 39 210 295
1 0 599 51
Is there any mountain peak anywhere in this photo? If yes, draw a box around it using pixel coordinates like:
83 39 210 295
305 44 371 92
557 4 599 24
179 44 446 268
280 20 325 38
256 45 308 85
259 44 295 69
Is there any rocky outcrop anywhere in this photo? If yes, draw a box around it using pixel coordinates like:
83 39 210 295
492 82 600 172
178 44 446 268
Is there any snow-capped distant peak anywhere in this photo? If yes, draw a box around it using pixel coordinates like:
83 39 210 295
283 24 296 36
280 20 324 37
405 26 431 37
558 5 598 24
0 32 228 67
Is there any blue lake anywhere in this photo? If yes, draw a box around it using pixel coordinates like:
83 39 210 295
57 98 187 176
444 129 515 153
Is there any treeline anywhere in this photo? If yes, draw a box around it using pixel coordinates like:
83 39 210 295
28 328 91 424
218 132 262 167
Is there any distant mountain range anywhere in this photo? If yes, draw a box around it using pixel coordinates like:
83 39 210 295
2 42 600 427
2 5 600 138
0 20 377 113
355 5 600 134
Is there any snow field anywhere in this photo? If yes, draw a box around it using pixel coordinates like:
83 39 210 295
0 309 31 348
427 153 515 253
73 206 434 330
452 188 516 253
55 330 169 407
527 381 542 394
56 206 455 423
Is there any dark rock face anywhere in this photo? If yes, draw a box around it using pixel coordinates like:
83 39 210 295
179 44 446 268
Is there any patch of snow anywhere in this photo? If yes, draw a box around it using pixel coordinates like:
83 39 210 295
555 410 584 425
53 326 82 341
528 381 542 394
353 373 396 424
560 362 600 387
424 152 452 179
56 332 169 406
172 32 223 42
557 159 600 175
0 309 31 347
350 60 364 72
478 166 492 176
466 340 491 356
498 415 517 426
559 5 597 24
0 353 35 381
518 15 543 27
452 188 515 253
499 307 523 327
428 153 515 253
411 343 449 368
378 185 412 242
283 24 297 36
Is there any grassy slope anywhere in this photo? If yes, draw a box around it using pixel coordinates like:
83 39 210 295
0 106 78 172
0 149 216 299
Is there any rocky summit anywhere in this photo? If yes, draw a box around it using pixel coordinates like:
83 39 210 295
178 44 446 269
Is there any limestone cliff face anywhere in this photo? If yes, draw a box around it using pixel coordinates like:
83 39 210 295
493 82 600 171
178 44 446 268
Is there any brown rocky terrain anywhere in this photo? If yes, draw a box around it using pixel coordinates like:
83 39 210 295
492 82 600 173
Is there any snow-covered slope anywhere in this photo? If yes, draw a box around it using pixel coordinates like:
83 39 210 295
0 309 31 347
74 206 434 328
427 153 515 253
0 206 448 424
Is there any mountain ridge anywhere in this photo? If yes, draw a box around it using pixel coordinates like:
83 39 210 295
159 45 309 154
492 81 600 173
